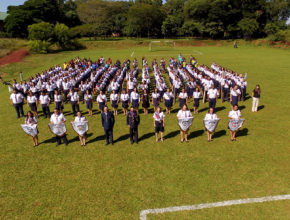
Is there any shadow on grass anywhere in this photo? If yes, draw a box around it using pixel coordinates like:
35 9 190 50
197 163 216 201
139 132 155 142
199 107 208 113
69 133 93 144
213 129 226 138
86 134 106 144
188 129 204 139
115 133 130 143
164 130 179 139
239 105 246 110
236 128 248 137
258 105 265 111
215 106 226 112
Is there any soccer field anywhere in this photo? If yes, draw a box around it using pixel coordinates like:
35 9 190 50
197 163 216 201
0 43 289 219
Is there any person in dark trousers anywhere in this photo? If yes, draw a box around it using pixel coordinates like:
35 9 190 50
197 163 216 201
101 106 115 145
127 106 140 144
10 89 25 118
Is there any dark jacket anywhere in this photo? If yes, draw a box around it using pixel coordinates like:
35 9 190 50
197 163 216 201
101 111 115 130
127 110 140 128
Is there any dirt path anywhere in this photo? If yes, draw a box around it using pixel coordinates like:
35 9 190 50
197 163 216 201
0 48 28 68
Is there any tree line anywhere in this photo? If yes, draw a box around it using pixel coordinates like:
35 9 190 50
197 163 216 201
2 0 290 40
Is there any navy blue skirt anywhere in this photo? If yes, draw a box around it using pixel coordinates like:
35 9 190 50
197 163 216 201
99 102 105 111
231 96 238 106
187 88 194 97
164 99 172 108
132 99 139 108
86 101 92 110
55 101 63 110
153 98 159 107
194 98 200 107
112 100 118 108
122 101 129 109
155 120 164 133
179 98 186 108
29 103 37 112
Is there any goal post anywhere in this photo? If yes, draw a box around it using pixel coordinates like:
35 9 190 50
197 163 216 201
149 40 176 52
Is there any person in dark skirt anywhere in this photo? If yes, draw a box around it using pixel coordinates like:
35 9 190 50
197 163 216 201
193 87 201 114
54 90 63 112
178 87 188 109
25 111 39 146
130 87 140 113
153 107 165 142
142 89 150 115
27 91 38 117
97 90 107 113
230 85 241 106
152 88 160 112
163 88 174 114
110 90 119 116
120 89 129 115
84 90 93 116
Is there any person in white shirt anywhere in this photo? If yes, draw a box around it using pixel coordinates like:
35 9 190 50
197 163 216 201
54 90 63 112
68 88 80 116
74 111 87 146
153 107 165 142
97 90 107 113
50 109 69 146
130 88 140 113
62 79 71 103
228 104 242 141
178 88 188 108
10 89 25 118
193 87 201 114
120 89 129 115
27 91 38 117
177 104 193 143
25 111 39 146
39 90 51 118
110 90 119 115
79 81 87 104
207 84 219 109
84 90 93 116
152 88 160 111
163 88 174 114
204 108 218 142
230 85 241 106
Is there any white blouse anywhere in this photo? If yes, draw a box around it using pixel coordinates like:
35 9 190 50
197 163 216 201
228 110 241 119
177 110 192 119
204 113 218 120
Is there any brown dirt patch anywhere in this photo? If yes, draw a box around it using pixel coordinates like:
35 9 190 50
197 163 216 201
0 48 28 67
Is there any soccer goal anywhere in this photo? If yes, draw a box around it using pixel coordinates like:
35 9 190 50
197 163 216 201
149 40 176 52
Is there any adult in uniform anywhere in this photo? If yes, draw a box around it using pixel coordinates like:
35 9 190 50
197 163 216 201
10 89 25 118
153 107 165 142
101 106 115 145
127 106 140 144
39 90 51 118
130 88 140 113
54 90 63 112
163 88 173 114
178 88 188 109
207 84 219 109
27 91 38 117
50 109 69 146
230 85 241 106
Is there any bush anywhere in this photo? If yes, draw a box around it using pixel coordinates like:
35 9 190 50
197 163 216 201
268 30 290 42
28 40 51 53
28 22 54 41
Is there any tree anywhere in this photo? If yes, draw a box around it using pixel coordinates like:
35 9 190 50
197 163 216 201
182 20 204 37
54 23 71 48
28 21 54 41
238 18 259 38
162 15 183 37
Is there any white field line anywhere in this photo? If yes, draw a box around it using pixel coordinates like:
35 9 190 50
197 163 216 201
140 194 290 220
131 51 135 57
144 53 203 57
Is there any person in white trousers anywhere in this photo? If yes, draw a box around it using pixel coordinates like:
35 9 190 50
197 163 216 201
252 85 261 112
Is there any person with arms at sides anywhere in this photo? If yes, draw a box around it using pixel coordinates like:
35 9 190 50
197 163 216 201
178 87 188 109
230 85 241 106
62 79 71 103
142 89 150 115
163 88 174 114
84 90 93 116
228 104 242 141
101 106 115 145
173 76 182 102
54 90 63 112
127 106 140 144
252 84 261 112
110 90 119 116
27 91 38 117
25 111 39 146
130 88 140 113
68 88 80 116
39 90 51 118
222 77 230 102
120 89 129 115
10 89 25 118
177 104 192 143
152 88 160 112
187 78 196 99
207 84 219 109
153 107 165 142
97 90 107 113
74 111 87 146
50 109 69 146
193 87 201 114
204 108 218 142
79 81 87 104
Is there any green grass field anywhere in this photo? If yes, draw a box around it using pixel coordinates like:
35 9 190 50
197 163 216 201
0 42 289 219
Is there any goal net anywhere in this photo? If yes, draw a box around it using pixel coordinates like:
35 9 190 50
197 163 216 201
149 40 176 52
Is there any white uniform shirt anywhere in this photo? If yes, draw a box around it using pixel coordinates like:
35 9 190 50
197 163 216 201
121 94 129 102
179 92 188 99
152 92 160 99
204 113 218 120
39 95 50 105
74 116 86 122
228 110 241 119
10 93 24 104
54 94 62 102
131 91 140 102
50 113 66 124
230 89 241 96
163 92 173 100
69 92 79 102
97 94 107 103
208 88 219 99
153 111 165 121
177 110 192 119
110 93 119 101
193 91 201 99
84 94 92 101
27 95 37 104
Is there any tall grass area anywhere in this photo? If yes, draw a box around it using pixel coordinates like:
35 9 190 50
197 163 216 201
0 44 289 219
0 38 28 58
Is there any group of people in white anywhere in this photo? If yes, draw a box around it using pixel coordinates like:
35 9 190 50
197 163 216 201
8 55 261 146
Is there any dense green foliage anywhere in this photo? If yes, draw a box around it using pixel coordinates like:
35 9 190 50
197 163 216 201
2 0 290 39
